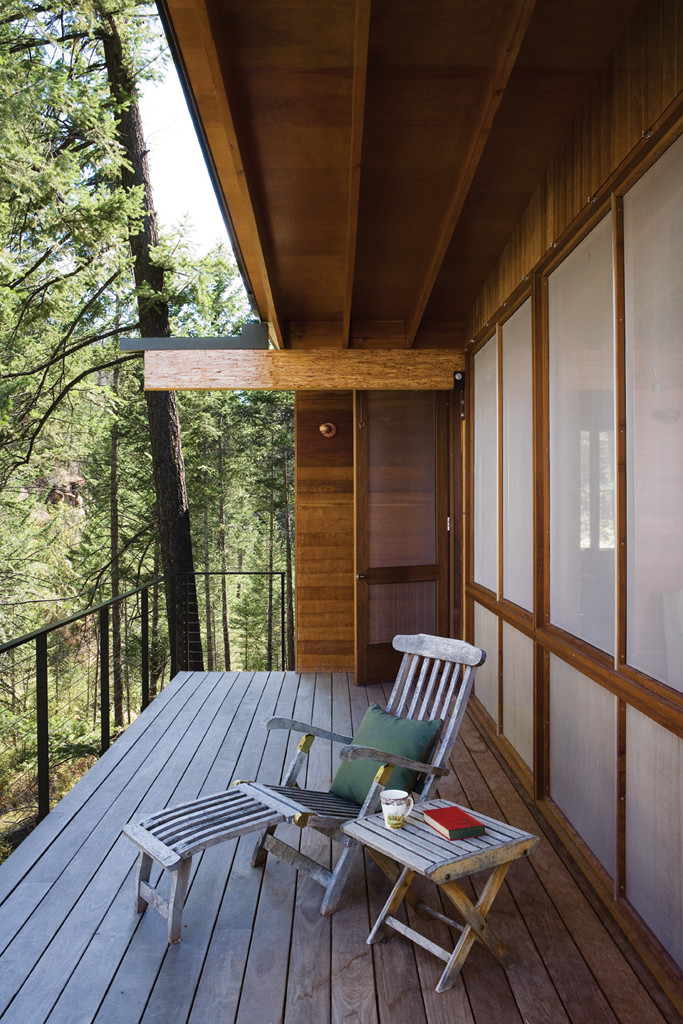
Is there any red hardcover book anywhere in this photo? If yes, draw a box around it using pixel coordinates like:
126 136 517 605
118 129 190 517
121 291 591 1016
423 805 485 840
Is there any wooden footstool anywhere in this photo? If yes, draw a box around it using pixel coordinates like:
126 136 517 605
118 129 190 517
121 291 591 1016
123 788 285 943
343 799 539 992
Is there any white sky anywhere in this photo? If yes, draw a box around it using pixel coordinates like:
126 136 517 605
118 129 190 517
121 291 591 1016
139 66 231 255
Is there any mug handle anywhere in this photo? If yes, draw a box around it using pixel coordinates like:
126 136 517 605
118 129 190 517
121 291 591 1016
405 796 414 817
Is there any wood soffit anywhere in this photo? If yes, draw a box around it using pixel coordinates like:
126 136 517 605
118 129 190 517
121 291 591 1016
161 0 641 352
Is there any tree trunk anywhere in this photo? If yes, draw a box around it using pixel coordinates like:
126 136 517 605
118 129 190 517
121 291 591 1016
282 455 295 670
202 435 214 670
217 421 231 670
99 11 203 672
111 366 124 727
267 455 274 672
150 545 161 698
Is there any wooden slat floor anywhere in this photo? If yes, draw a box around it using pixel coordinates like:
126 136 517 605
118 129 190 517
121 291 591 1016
0 669 679 1024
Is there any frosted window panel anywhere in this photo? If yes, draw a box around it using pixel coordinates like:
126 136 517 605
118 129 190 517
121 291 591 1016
549 656 616 878
548 215 615 653
502 300 533 610
474 603 498 725
474 338 498 592
502 623 533 769
626 708 683 969
625 134 683 692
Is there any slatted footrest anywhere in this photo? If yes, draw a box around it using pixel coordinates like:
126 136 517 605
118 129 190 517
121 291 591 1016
122 788 285 943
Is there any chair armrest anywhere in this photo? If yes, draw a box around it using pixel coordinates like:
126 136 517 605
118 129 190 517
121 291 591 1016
338 744 449 777
264 717 353 745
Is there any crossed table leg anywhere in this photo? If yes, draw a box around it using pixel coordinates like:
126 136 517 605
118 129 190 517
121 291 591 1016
342 801 539 993
368 854 512 992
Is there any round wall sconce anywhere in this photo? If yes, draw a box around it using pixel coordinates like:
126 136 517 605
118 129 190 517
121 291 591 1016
319 422 337 438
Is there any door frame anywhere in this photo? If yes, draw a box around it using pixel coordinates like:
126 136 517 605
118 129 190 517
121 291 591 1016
354 389 452 684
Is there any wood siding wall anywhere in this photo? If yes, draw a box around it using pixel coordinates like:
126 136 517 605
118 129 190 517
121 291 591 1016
295 392 355 672
467 0 683 340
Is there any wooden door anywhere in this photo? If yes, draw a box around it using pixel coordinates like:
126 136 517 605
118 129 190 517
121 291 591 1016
355 390 450 684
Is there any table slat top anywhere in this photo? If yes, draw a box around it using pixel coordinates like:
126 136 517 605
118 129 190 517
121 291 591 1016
343 799 540 884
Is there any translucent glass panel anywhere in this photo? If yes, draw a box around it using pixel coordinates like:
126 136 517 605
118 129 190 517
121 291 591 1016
502 623 533 769
548 215 615 653
473 603 498 725
549 656 616 878
624 134 683 692
502 300 533 610
626 707 683 969
474 338 498 592
367 391 436 568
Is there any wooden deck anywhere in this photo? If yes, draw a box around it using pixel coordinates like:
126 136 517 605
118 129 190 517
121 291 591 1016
0 669 679 1024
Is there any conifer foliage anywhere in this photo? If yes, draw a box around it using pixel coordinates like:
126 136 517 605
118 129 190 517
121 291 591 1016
0 2 294 852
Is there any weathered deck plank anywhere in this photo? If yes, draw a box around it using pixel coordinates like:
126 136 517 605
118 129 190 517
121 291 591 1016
0 669 678 1024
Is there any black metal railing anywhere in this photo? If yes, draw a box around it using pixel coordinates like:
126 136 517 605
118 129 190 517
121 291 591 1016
174 571 285 677
0 569 287 852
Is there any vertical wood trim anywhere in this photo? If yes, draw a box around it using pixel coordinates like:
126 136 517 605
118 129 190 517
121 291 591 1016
613 193 628 903
613 195 628 670
533 271 550 632
435 392 451 638
533 270 550 798
498 616 504 736
615 697 627 898
464 355 476 641
497 324 504 733
354 391 369 684
534 645 550 800
450 388 464 640
497 323 504 604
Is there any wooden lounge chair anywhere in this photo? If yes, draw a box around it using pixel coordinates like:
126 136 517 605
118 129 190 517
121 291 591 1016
123 633 485 940
241 633 486 914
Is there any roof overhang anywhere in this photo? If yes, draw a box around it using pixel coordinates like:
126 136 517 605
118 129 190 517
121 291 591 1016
158 0 640 352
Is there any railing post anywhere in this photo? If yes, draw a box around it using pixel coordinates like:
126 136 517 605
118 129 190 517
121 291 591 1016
141 586 150 709
36 633 50 822
100 605 110 753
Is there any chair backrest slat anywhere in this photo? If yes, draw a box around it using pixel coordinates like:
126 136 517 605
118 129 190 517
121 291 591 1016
417 659 443 720
427 660 455 720
387 652 418 714
406 657 433 718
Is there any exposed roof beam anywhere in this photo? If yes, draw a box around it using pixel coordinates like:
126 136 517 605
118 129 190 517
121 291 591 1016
143 348 464 390
164 0 285 348
405 0 538 347
342 0 372 347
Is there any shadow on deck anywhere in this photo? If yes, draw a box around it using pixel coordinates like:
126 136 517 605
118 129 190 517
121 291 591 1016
0 669 678 1024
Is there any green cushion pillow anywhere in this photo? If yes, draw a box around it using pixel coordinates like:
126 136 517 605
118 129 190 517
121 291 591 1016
328 703 442 807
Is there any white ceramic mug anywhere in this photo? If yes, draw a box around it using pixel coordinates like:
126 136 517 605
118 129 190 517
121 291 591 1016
380 789 414 830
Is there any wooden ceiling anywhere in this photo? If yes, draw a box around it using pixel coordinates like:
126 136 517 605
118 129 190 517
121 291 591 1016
161 0 639 350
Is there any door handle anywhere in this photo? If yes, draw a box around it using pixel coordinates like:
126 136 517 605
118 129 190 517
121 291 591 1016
356 574 367 580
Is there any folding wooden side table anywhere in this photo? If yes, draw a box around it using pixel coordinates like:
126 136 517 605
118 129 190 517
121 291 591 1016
343 800 539 992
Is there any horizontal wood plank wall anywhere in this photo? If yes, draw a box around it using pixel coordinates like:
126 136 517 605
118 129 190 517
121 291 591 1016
467 0 683 338
295 392 355 672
